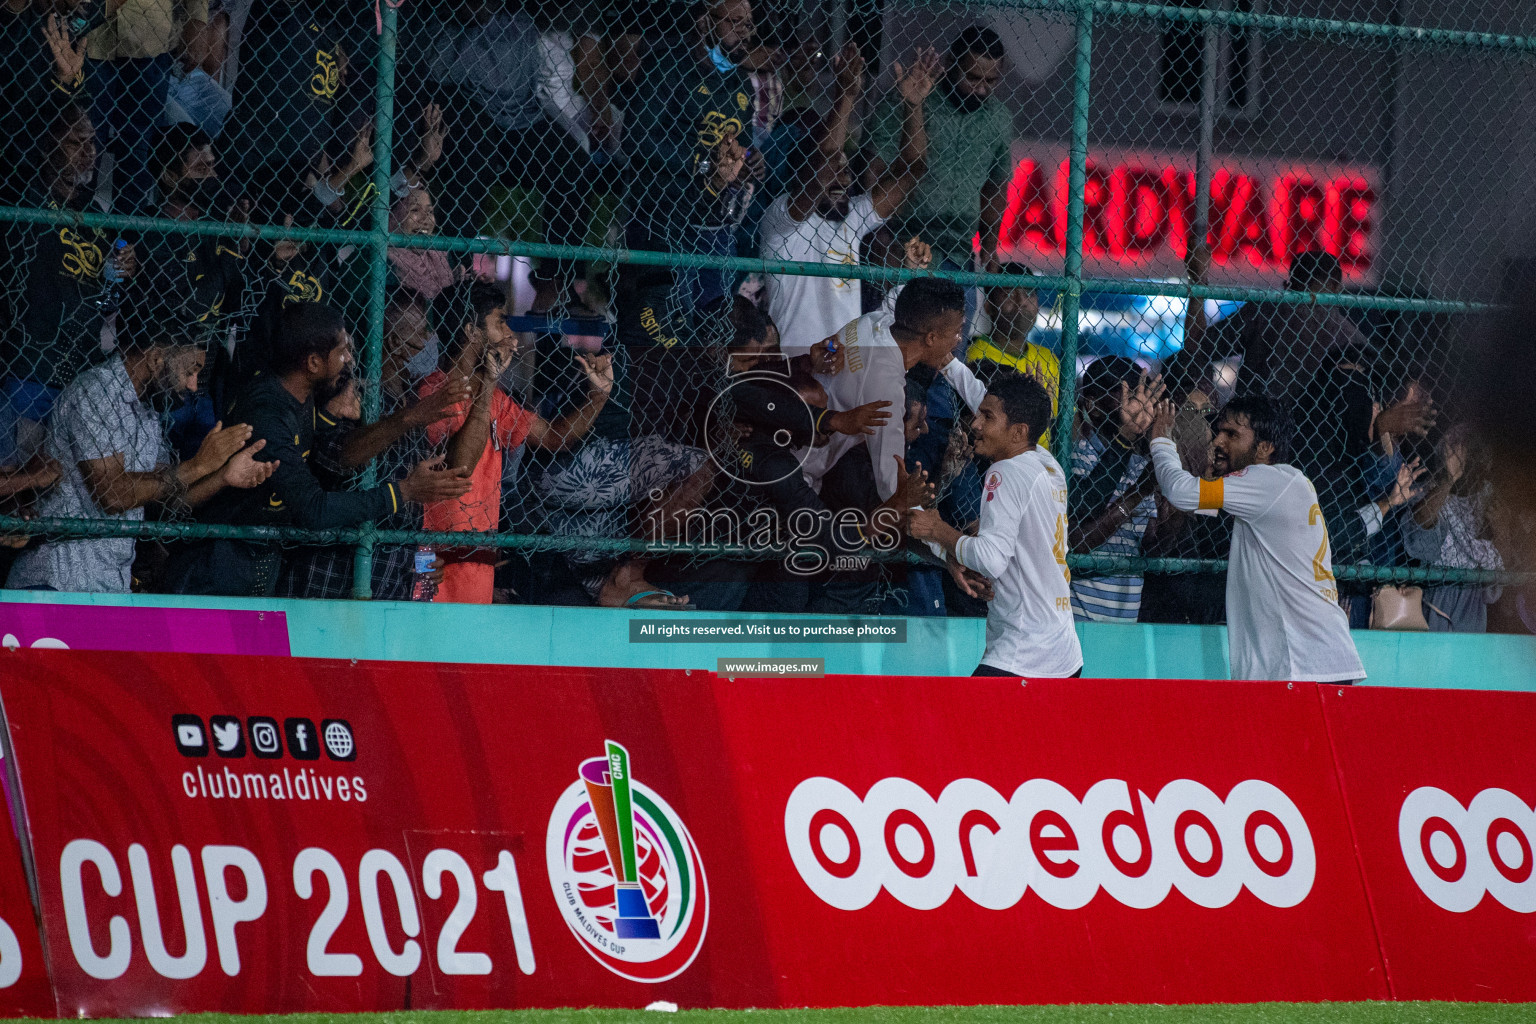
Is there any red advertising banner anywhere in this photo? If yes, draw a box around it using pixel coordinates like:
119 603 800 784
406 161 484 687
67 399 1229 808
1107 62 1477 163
0 777 55 1017
713 675 1386 1006
0 652 1410 1015
1319 685 1536 1001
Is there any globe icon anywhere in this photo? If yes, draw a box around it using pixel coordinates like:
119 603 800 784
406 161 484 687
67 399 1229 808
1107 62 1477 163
323 721 354 759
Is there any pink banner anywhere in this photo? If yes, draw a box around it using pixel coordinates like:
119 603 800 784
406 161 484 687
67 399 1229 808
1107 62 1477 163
0 603 289 656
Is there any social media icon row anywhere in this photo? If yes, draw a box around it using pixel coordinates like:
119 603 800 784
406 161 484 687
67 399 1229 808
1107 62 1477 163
172 714 355 761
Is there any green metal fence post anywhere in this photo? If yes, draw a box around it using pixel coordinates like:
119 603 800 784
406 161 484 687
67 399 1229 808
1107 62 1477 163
1052 0 1094 472
353 0 401 600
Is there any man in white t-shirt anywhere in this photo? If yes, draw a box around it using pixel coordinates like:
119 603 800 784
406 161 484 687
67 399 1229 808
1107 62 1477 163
908 373 1083 678
759 44 938 355
1149 393 1366 683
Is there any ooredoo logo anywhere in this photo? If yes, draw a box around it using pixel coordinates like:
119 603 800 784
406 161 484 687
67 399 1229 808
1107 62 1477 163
545 741 708 982
1399 787 1535 912
785 776 1315 911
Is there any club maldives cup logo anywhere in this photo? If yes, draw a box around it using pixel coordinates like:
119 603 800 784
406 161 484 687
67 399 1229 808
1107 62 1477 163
546 741 708 981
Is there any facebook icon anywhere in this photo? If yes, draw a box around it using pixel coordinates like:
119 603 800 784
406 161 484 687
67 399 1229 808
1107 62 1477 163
283 718 321 760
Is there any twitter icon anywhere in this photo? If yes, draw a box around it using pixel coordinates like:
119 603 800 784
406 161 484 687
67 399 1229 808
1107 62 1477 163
210 716 246 758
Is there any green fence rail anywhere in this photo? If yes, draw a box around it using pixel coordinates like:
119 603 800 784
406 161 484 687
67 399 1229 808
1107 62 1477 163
1 514 1520 587
0 0 1525 602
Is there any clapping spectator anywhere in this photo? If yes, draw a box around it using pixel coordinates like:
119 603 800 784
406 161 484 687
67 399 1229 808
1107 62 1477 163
1402 425 1505 632
278 295 472 600
6 320 273 593
164 300 474 596
863 26 1015 334
760 42 935 356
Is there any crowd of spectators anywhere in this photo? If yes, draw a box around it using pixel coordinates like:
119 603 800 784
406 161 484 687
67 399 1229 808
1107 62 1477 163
0 0 1523 633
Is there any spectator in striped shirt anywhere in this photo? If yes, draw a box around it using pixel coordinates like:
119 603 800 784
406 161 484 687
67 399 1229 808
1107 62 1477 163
1068 358 1165 622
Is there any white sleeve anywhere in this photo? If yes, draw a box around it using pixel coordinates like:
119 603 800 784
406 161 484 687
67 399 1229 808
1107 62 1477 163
866 350 908 501
1150 436 1202 512
847 194 887 238
957 465 1030 578
940 358 987 415
1358 502 1383 538
757 195 794 248
1152 437 1285 521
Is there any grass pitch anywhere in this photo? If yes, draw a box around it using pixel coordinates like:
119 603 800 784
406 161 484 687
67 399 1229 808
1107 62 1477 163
68 1005 1536 1024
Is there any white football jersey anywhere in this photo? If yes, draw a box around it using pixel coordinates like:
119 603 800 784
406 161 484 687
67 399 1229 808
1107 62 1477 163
808 311 908 501
948 447 1083 677
1149 437 1365 682
760 194 887 356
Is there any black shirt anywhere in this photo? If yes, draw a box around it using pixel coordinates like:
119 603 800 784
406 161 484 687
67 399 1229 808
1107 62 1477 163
6 188 108 388
164 373 400 596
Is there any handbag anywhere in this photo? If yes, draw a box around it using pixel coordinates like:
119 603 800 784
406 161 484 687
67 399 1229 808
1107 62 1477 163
1370 585 1429 631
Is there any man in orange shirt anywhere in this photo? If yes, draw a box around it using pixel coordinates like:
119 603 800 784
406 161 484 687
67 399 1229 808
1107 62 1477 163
420 284 613 603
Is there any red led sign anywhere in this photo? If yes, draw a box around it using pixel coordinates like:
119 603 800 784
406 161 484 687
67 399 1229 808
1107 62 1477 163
997 143 1381 283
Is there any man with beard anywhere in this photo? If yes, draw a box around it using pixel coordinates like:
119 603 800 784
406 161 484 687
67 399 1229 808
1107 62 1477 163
165 301 473 597
758 42 935 356
5 319 273 593
1149 393 1366 683
864 26 1015 333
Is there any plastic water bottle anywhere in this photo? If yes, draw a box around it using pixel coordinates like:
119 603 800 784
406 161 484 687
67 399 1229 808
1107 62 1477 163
97 238 128 314
412 546 438 602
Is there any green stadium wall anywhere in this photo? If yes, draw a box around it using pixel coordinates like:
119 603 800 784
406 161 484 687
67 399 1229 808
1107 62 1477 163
0 590 1531 689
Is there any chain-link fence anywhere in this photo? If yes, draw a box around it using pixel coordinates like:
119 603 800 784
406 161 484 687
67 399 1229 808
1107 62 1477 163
0 0 1528 623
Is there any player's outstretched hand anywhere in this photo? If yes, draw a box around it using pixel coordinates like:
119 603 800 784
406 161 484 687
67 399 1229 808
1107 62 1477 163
892 456 935 509
906 507 944 541
1149 399 1178 441
827 400 892 436
947 555 994 601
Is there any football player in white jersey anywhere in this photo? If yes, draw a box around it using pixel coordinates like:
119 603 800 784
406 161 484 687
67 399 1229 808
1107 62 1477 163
1149 394 1366 683
908 373 1084 677
809 277 967 502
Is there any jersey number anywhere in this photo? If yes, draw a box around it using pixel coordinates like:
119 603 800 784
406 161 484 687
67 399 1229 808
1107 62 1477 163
1307 504 1336 583
1053 513 1070 582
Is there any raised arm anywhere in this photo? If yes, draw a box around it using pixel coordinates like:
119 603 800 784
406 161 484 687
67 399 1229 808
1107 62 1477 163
1148 402 1204 513
337 376 473 470
526 354 615 452
938 353 987 415
786 43 863 221
869 49 937 219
